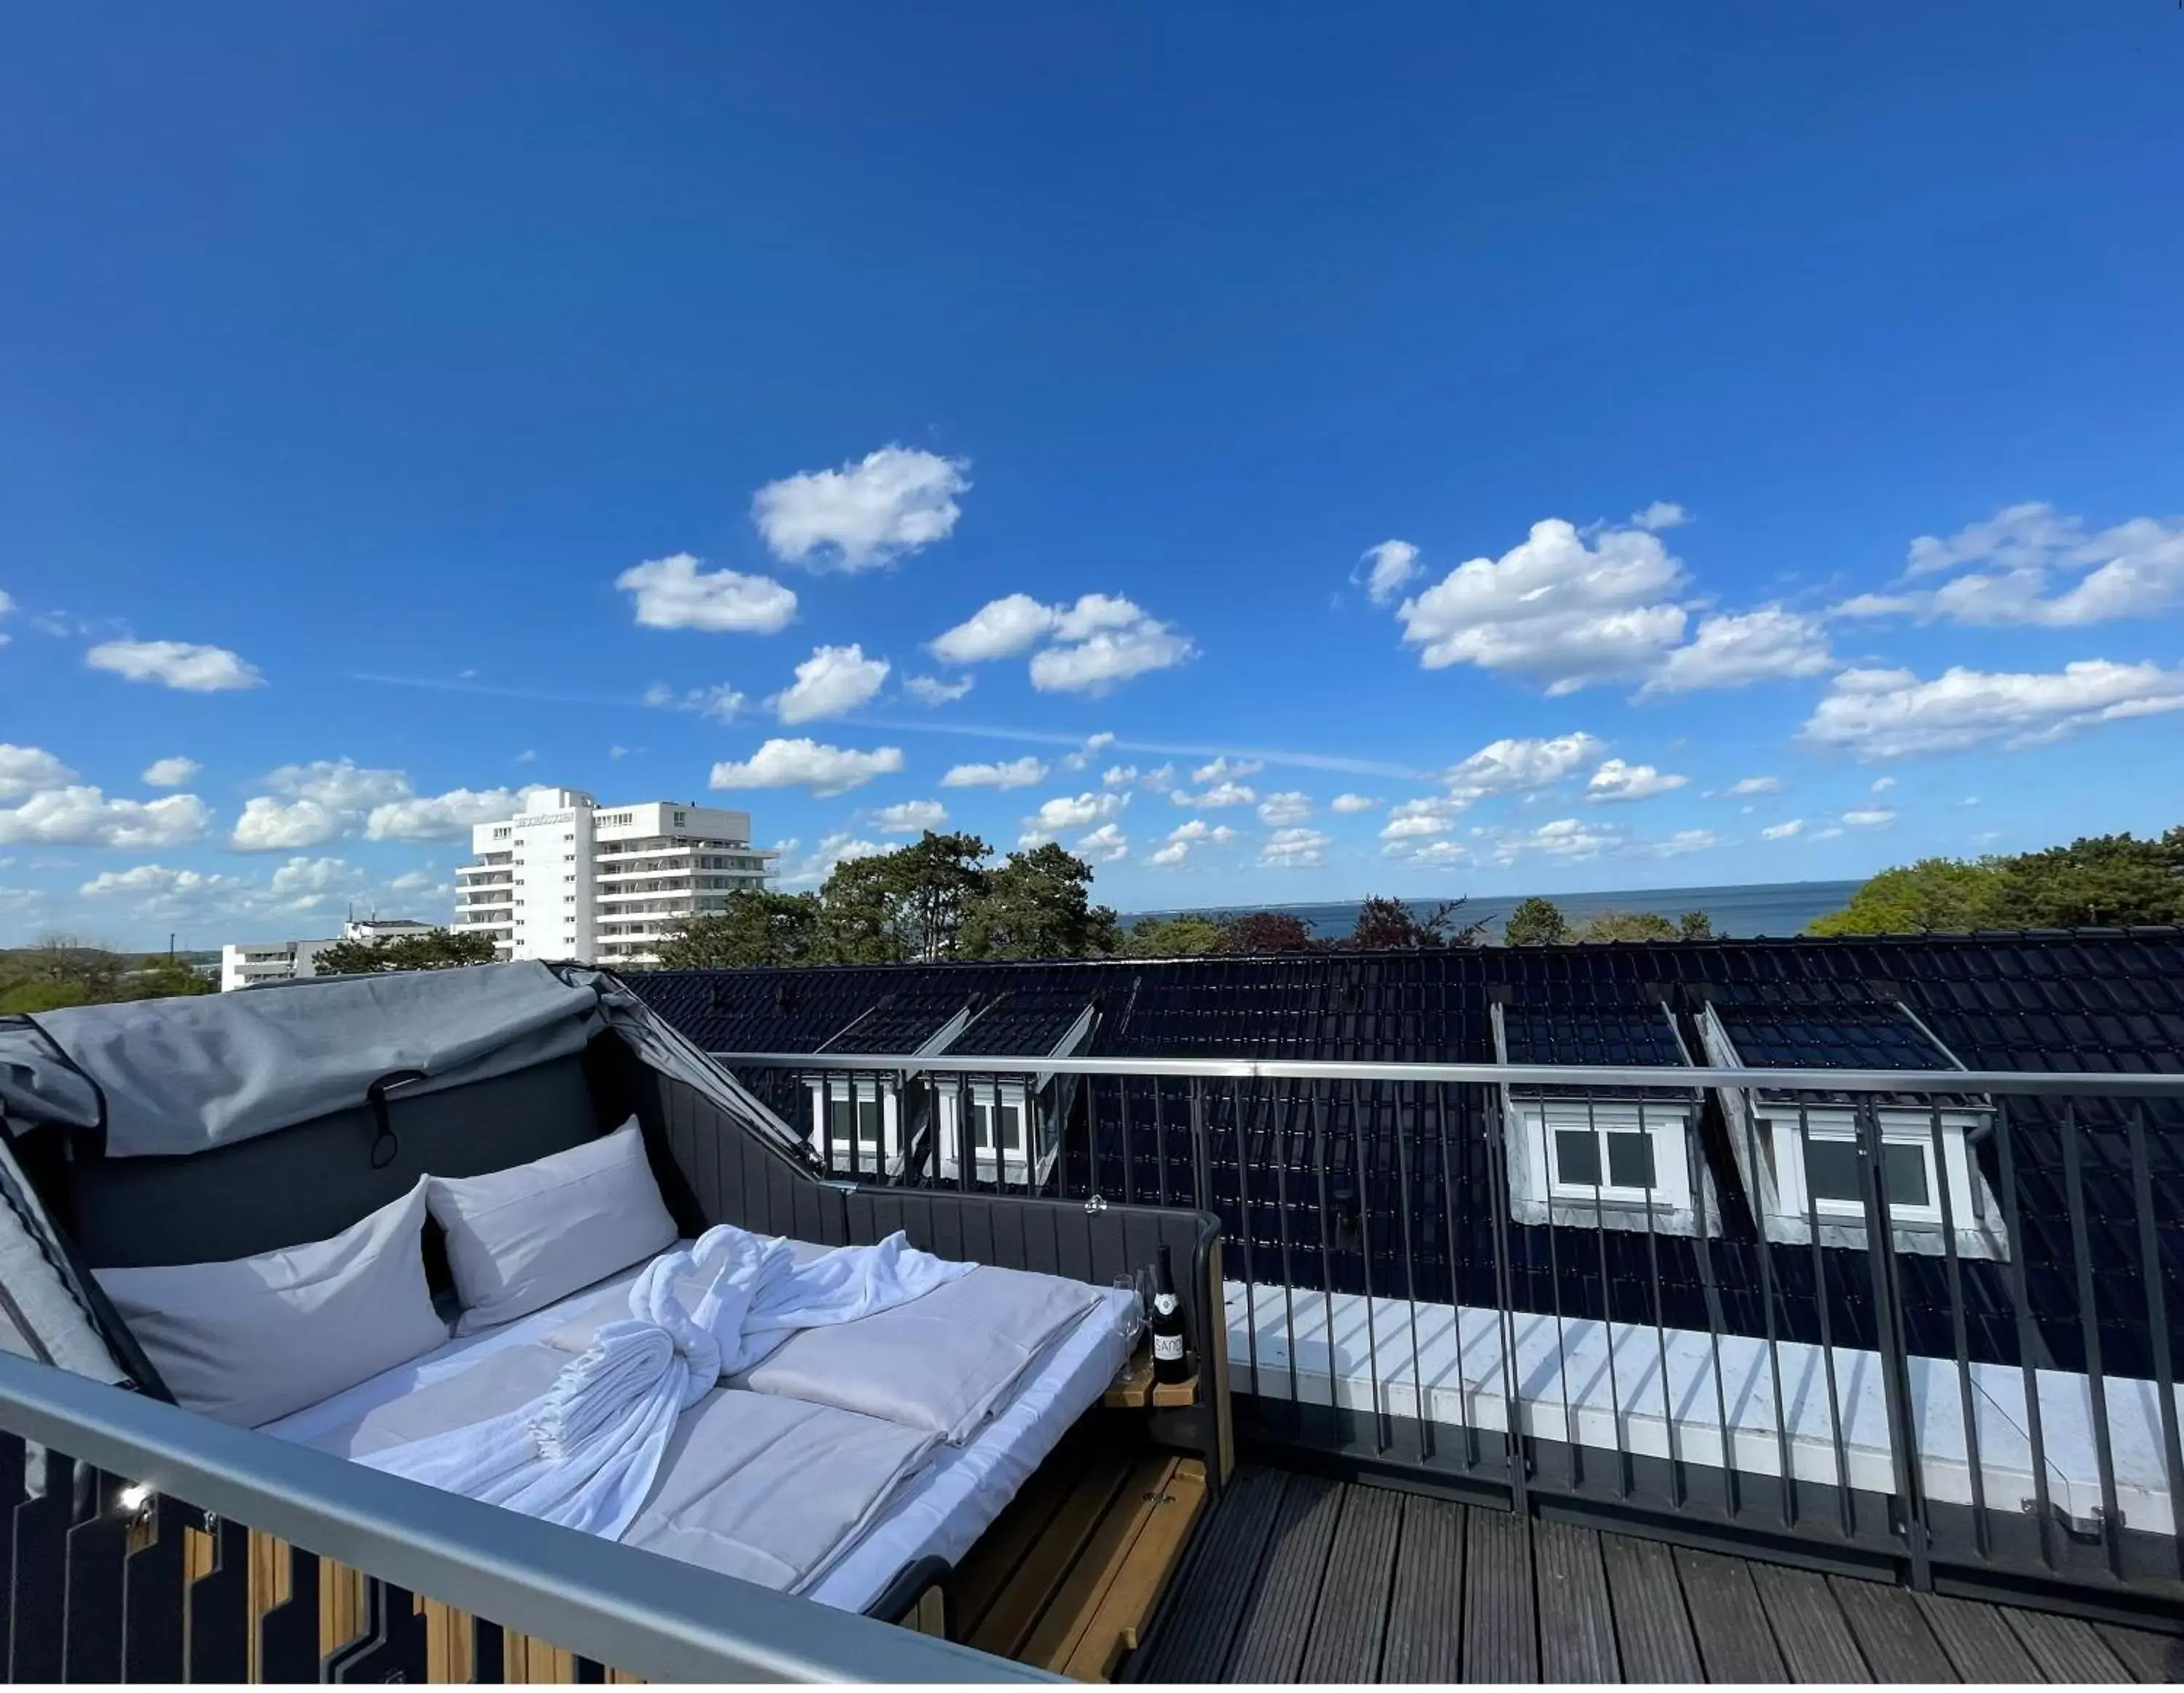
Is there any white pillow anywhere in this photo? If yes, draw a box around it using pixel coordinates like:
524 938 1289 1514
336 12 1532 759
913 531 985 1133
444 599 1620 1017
95 1180 448 1429
428 1119 677 1335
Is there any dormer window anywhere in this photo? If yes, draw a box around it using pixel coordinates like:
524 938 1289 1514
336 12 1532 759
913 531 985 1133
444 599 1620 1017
1491 1002 1709 1235
1697 1000 2008 1261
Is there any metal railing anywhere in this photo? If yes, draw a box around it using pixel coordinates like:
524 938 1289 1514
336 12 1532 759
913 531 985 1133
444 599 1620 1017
0 1352 1051 1683
721 1047 2184 1622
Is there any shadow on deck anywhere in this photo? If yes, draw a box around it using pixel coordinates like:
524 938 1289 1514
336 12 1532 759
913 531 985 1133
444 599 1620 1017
1125 1468 2184 1684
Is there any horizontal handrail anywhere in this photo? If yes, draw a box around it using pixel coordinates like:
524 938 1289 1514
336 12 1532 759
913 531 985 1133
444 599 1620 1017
0 1352 1053 1685
713 1050 2184 1098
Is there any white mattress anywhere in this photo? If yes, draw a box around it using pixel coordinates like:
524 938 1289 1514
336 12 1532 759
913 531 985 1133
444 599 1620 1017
259 1241 1136 1615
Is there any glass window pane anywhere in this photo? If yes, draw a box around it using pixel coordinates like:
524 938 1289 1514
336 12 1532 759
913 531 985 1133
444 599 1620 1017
826 1095 853 1144
973 1103 994 1150
858 1098 882 1144
1554 1129 1601 1186
1804 1138 1861 1204
1000 1104 1024 1151
1883 1142 1931 1208
1606 1132 1655 1191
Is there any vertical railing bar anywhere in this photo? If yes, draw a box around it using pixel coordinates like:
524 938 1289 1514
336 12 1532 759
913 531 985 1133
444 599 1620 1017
820 1071 834 1178
1859 1096 1932 1592
1994 1097 2055 1572
1693 1106 1739 1523
1435 1082 1478 1472
1797 1104 1853 1540
1155 1068 1171 1208
1637 1099 1679 1510
1737 1085 1797 1529
1232 1077 1262 1405
1312 1085 1342 1451
1927 1098 1987 1561
1274 1084 1301 1427
1484 1085 1528 1512
2058 1098 2123 1580
1392 1077 1430 1463
2125 1100 2184 1582
1540 1102 1576 1493
1349 1077 1388 1456
1584 1090 1628 1501
956 1075 971 1195
1120 1074 1136 1208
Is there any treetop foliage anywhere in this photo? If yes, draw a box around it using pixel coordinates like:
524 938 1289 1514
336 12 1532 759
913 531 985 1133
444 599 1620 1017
0 937 215 1013
1808 828 2184 936
314 928 499 975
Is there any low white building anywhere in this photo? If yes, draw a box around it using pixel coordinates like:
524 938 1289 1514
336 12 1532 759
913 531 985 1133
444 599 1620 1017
451 788 774 967
218 916 439 991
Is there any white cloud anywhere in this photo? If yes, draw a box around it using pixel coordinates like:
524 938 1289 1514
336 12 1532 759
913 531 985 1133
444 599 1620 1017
1848 504 2184 628
87 639 263 691
1642 607 1832 695
79 863 240 897
1330 793 1379 814
1380 798 1460 842
0 590 12 642
1016 831 1054 849
1801 660 2184 759
141 756 201 788
903 674 973 706
1141 763 1178 792
1074 822 1128 862
616 553 797 634
1170 780 1257 809
1586 759 1690 804
1148 841 1188 868
365 788 526 843
1629 501 1690 531
871 799 947 835
0 788 212 849
1191 756 1262 783
648 682 746 720
1257 790 1313 825
1447 732 1604 798
0 744 76 801
710 739 904 796
232 796 345 852
753 445 968 571
515 750 537 765
1725 775 1785 796
1260 827 1332 868
772 831 887 889
769 643 890 724
1841 808 1896 828
1101 764 1138 788
1650 828 1721 858
931 595 1059 664
269 855 365 896
1166 820 1238 846
1358 540 1422 606
1474 817 1624 868
941 756 1047 790
1762 820 1805 840
266 758 413 812
1062 731 1116 772
1870 776 1897 793
1030 608 1193 694
1404 841 1471 868
1394 518 1687 694
1029 791 1127 832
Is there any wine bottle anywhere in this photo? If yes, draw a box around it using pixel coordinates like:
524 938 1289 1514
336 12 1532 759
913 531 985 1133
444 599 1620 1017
1150 1244 1189 1385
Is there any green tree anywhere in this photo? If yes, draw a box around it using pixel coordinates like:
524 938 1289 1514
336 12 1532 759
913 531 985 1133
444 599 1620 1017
1124 913 1230 958
1806 857 2006 936
1678 911 1714 940
1348 896 1481 949
817 831 992 962
957 842 1120 960
1501 896 1570 946
655 889 823 969
314 928 498 974
1987 831 2184 927
1575 910 1680 943
0 937 215 1012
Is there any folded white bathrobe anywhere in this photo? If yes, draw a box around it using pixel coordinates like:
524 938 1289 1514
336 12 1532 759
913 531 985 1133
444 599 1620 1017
359 1224 970 1540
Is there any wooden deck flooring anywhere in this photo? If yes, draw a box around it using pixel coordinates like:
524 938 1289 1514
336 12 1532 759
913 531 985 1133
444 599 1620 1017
1125 1468 2184 1684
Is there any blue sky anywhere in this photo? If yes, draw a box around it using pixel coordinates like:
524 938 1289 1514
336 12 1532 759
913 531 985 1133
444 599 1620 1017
4 3 2181 948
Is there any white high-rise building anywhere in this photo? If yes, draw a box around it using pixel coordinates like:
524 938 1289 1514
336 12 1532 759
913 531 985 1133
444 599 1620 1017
218 916 438 991
451 788 774 966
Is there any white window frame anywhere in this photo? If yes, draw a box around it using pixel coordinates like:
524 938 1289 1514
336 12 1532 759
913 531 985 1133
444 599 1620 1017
805 1075 900 1170
1517 1099 1694 1216
1761 1107 1972 1233
938 1079 1036 1179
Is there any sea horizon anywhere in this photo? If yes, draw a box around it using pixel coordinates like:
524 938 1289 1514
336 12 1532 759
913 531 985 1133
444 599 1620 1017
1120 877 1866 941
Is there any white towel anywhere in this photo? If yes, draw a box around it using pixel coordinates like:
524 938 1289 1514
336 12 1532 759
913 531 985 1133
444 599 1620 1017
360 1224 970 1541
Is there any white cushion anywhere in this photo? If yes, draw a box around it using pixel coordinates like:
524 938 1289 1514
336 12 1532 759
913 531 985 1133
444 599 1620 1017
95 1180 448 1429
428 1119 677 1335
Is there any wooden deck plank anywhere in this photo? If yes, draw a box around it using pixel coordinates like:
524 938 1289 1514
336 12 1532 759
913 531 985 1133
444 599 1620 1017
2002 1609 2134 1684
1599 1534 1703 1685
1223 1475 1342 1684
1911 1594 2045 1684
968 1446 1136 1660
1749 1563 1870 1684
1674 1547 1788 1684
1533 1520 1619 1684
2092 1622 2184 1684
1129 1467 1288 1684
1297 1486 1403 1684
1062 1459 1208 1682
1379 1495 1464 1686
1024 1453 1180 1673
1827 1577 1958 1684
1462 1507 1538 1684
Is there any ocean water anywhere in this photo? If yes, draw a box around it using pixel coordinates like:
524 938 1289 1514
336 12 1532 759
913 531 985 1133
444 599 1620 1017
1123 879 1865 942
